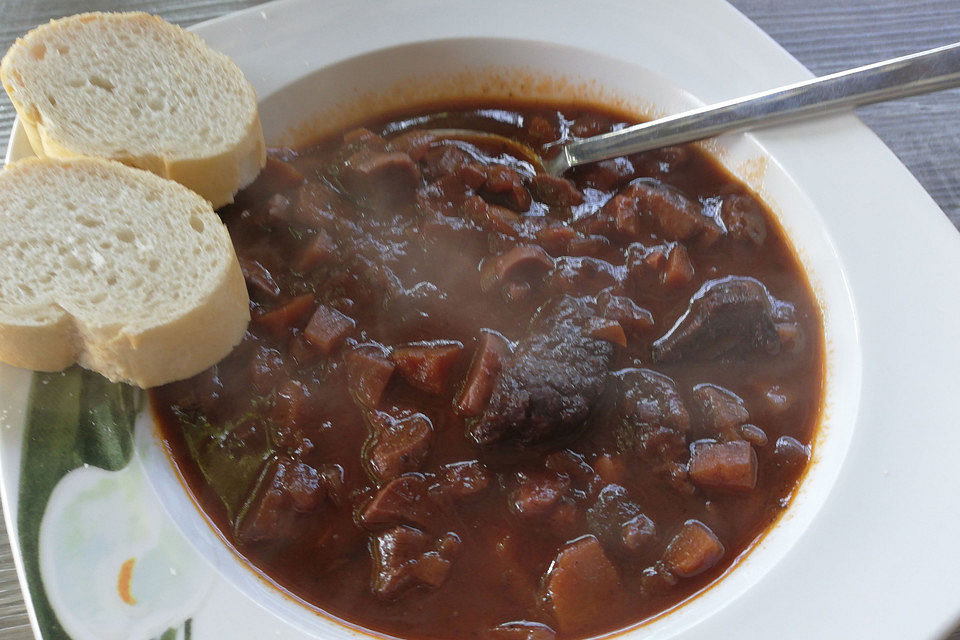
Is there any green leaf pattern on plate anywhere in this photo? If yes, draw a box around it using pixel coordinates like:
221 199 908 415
17 367 209 640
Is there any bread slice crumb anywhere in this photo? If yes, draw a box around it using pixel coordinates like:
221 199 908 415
0 157 250 387
0 12 266 208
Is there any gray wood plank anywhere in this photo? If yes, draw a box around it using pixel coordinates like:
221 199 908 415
0 1 958 639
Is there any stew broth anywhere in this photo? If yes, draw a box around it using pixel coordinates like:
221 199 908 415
151 101 824 640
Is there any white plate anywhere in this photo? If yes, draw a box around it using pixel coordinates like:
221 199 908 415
3 1 960 639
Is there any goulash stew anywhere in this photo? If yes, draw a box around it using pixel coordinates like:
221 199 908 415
151 101 824 640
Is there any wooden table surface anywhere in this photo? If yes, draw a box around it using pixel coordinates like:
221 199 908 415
1 1 958 638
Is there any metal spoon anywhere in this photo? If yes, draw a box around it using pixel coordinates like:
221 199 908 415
422 41 960 176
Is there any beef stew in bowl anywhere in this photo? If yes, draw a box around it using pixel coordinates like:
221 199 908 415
151 101 823 640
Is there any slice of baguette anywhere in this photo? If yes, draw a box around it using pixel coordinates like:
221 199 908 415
0 12 265 208
0 157 250 387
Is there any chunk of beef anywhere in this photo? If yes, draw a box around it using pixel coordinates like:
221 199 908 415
535 225 578 254
623 179 721 242
625 241 694 289
548 256 623 296
593 179 718 242
571 112 616 137
613 368 690 454
462 195 520 236
360 474 440 530
773 435 810 470
240 256 282 299
567 234 610 257
468 297 614 447
540 535 621 634
652 276 781 362
771 300 805 354
598 193 642 237
364 410 433 483
662 520 724 578
638 563 679 596
271 380 317 436
720 194 767 246
342 127 386 147
391 340 464 394
576 158 634 191
688 440 758 491
529 174 584 207
236 457 327 544
692 383 750 435
292 181 349 228
478 164 532 212
454 331 512 417
595 289 654 335
586 484 656 555
420 145 475 182
544 449 597 495
345 344 396 407
527 114 559 143
417 173 472 218
370 526 461 597
387 130 438 160
437 460 491 500
242 156 305 201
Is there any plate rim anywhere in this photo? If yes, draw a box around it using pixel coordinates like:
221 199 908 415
2 1 960 639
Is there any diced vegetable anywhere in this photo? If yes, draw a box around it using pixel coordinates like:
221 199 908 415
295 230 337 271
480 245 554 293
254 294 315 337
345 344 396 407
587 317 627 347
662 520 724 578
303 305 355 354
370 526 460 597
508 470 570 519
365 411 433 483
391 340 464 394
541 536 620 633
454 331 511 416
662 242 694 287
361 474 439 531
688 440 758 491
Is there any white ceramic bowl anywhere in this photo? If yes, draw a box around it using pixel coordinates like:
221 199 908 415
142 34 860 640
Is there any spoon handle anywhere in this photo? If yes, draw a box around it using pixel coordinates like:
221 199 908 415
546 41 960 175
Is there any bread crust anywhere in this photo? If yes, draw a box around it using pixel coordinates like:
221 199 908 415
0 12 266 208
76 255 249 388
0 157 251 387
